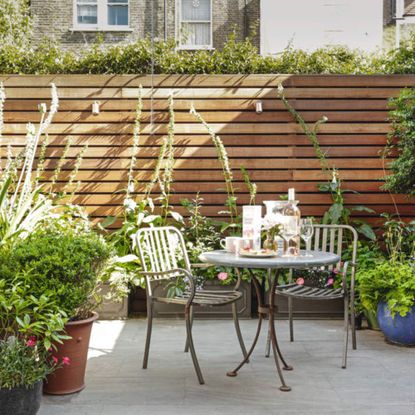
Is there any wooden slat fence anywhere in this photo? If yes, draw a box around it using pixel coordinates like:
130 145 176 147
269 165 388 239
1 74 414 225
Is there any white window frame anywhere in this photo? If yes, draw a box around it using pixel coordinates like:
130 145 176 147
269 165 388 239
176 0 213 50
72 0 132 32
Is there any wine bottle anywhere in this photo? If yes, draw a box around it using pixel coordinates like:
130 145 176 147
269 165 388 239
282 188 301 256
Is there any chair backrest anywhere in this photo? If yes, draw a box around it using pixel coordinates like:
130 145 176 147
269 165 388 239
134 226 191 279
308 224 358 271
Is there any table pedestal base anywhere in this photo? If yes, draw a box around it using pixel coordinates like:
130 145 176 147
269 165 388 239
227 269 292 392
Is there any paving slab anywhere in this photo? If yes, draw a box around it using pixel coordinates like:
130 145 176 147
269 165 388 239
40 318 415 415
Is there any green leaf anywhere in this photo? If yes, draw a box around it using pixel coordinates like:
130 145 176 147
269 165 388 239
142 215 161 223
170 211 183 223
352 205 376 214
357 223 377 241
100 216 117 228
328 203 343 223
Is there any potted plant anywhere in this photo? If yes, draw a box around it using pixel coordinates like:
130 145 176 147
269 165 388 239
2 226 112 395
358 217 415 345
0 337 49 415
0 269 69 414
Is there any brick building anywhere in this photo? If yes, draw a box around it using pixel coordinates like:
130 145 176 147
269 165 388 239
30 0 415 52
30 0 260 50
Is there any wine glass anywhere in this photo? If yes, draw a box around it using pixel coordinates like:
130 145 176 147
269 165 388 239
281 220 297 257
300 218 314 257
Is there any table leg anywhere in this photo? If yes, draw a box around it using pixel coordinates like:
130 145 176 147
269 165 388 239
227 269 265 377
268 270 292 392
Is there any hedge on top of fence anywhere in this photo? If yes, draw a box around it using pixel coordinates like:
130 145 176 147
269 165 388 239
2 34 415 75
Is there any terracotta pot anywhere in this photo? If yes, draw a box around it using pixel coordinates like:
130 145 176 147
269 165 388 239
43 312 98 395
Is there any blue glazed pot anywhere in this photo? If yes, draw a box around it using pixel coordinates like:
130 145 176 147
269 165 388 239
377 302 415 346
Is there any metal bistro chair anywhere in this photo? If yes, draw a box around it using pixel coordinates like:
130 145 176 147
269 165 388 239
134 226 248 385
266 224 358 368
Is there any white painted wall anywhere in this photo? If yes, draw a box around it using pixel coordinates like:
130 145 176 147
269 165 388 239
260 0 384 54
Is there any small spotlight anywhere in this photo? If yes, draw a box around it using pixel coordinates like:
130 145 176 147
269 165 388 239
255 100 263 114
92 101 101 115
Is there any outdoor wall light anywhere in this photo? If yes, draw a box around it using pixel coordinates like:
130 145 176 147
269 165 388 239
92 101 101 115
255 100 263 114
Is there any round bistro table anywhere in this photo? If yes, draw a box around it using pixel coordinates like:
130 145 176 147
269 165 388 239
199 249 340 392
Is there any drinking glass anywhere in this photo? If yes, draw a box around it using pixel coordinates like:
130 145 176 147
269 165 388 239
281 222 297 257
300 218 314 257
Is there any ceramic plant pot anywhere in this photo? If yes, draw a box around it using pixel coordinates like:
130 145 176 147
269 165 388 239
43 312 98 395
0 380 42 415
377 302 415 346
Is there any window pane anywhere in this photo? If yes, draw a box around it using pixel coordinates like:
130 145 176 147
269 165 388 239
181 0 210 21
108 5 128 25
181 22 210 46
77 0 97 3
77 5 98 24
108 0 128 3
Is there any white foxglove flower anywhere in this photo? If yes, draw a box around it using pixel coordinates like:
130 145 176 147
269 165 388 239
38 103 47 114
123 198 137 212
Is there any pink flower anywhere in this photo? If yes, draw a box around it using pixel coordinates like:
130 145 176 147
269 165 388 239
26 336 37 347
217 272 228 281
296 277 305 285
52 356 59 365
62 356 71 366
327 278 334 286
333 268 340 275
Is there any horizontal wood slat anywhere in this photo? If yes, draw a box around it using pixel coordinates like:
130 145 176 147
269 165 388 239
2 98 390 111
0 87 405 100
3 110 389 123
1 123 391 135
1 74 413 225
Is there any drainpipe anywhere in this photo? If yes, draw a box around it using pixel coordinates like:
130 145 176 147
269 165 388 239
395 0 404 47
164 0 168 40
244 0 248 39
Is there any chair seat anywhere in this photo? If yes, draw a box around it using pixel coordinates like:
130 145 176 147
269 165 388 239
154 289 243 307
276 283 344 300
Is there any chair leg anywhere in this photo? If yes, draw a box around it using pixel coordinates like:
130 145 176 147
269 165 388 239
351 291 357 350
288 297 294 342
265 328 271 357
342 295 350 369
232 302 249 361
143 300 153 369
184 305 194 353
185 306 205 385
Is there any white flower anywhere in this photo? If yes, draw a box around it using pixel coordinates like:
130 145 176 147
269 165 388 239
38 103 47 114
123 198 137 212
321 115 328 123
128 182 135 194
277 83 284 95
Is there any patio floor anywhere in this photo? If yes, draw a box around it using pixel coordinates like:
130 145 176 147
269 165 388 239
40 318 415 415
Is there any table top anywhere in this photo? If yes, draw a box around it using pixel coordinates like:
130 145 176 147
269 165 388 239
199 250 340 269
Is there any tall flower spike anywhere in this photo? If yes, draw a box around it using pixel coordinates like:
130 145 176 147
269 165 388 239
40 83 59 135
190 105 237 221
0 82 5 140
127 85 143 198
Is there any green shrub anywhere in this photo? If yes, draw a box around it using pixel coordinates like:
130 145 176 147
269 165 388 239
358 261 415 318
3 32 415 75
0 278 68 351
0 230 111 320
383 88 415 196
0 0 31 48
